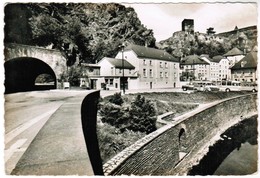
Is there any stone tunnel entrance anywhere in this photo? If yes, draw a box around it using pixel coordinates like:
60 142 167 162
4 57 57 94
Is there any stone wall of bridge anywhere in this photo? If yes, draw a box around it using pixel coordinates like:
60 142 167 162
103 94 257 176
4 43 67 79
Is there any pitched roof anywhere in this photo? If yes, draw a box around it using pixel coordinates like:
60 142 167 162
212 55 224 63
105 57 135 69
223 47 244 56
200 54 213 62
81 63 100 68
231 50 257 70
124 44 179 62
181 55 209 65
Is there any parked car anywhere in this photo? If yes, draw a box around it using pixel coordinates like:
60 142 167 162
219 81 257 92
193 81 220 92
182 82 194 91
182 81 220 91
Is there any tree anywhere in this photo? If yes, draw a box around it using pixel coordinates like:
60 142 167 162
128 95 157 134
25 3 156 65
206 27 216 35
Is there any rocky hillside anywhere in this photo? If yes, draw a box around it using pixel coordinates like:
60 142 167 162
4 3 156 65
157 26 257 58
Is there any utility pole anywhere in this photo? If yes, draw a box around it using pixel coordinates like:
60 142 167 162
121 44 125 94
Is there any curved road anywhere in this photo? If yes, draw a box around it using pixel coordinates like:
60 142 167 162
4 90 96 175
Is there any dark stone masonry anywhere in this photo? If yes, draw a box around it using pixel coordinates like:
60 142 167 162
103 94 257 175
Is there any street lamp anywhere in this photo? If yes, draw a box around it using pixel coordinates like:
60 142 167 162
121 43 125 94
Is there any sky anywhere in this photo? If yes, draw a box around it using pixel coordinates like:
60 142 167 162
122 3 258 41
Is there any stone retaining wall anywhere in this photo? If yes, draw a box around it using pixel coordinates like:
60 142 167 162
103 94 257 175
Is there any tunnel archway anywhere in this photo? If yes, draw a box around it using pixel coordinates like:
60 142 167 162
4 57 57 94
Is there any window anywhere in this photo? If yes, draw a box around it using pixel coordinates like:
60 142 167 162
150 60 152 66
160 62 163 68
111 67 114 75
109 79 113 85
143 60 146 65
143 69 147 77
165 62 168 68
160 72 163 78
165 72 168 78
149 69 153 77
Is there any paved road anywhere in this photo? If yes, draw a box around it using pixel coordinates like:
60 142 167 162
4 90 96 175
4 88 183 175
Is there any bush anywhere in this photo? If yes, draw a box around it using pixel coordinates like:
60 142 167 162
128 95 157 134
99 94 157 134
99 103 125 126
97 123 145 163
109 92 124 106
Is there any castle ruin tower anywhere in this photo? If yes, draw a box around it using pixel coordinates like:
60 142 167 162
182 19 194 34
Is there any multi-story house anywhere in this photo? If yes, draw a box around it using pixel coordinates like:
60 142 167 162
97 57 137 90
200 55 219 81
180 55 210 81
223 47 244 67
231 47 257 83
79 63 101 89
212 55 231 81
115 44 180 89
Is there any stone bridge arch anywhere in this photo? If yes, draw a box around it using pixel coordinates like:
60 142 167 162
97 94 257 176
4 43 67 93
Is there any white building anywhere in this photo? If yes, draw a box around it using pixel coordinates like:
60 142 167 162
223 47 245 68
212 55 231 80
115 44 180 89
231 46 257 83
180 55 210 81
200 55 219 81
97 57 137 90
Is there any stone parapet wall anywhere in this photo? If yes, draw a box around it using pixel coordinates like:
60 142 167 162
103 94 257 175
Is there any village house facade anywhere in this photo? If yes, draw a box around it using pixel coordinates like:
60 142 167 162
212 55 231 81
79 63 101 89
223 47 245 68
200 55 219 81
231 47 257 83
180 55 210 81
97 57 137 90
115 44 180 89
